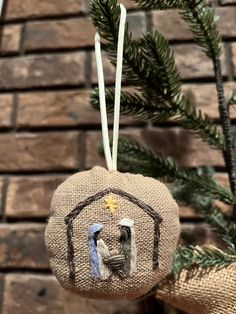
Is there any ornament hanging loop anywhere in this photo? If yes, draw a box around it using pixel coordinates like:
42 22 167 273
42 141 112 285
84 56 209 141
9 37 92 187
94 3 127 171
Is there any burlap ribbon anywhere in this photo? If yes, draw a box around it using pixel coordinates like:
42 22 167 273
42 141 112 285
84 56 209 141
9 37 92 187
156 253 236 314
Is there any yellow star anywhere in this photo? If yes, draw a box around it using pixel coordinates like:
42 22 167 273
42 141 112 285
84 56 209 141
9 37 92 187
104 196 118 214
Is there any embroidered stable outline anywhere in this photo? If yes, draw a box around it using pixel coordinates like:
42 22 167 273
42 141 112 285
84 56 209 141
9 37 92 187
64 188 163 281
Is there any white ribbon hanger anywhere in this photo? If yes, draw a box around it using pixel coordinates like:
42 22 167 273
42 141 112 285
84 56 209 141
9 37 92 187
95 3 127 171
0 0 4 18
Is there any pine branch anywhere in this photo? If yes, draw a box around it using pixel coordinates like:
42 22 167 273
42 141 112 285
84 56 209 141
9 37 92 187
172 245 236 274
135 0 221 59
133 0 183 9
178 97 224 149
176 0 236 204
206 207 236 253
179 0 221 59
227 90 236 106
172 182 236 253
91 87 224 149
134 0 236 206
213 58 236 221
115 137 235 204
91 0 151 91
135 0 236 208
136 0 236 207
91 88 177 122
101 137 236 251
141 31 181 101
90 0 224 150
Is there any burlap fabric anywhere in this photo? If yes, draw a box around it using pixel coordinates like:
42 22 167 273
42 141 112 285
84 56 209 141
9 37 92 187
45 166 180 299
156 262 236 313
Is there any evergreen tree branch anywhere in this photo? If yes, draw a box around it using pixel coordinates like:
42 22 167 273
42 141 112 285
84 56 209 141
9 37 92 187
206 207 236 254
90 0 224 150
177 97 224 149
227 90 236 106
172 245 236 274
134 0 236 206
180 0 236 216
135 0 236 213
172 182 236 253
134 0 221 59
115 137 235 204
213 57 236 221
141 31 182 100
90 88 176 122
91 87 224 149
179 0 221 59
133 0 183 9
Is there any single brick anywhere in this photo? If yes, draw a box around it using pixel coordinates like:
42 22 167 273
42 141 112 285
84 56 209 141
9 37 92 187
183 82 236 120
24 18 95 51
0 94 13 127
127 12 147 40
151 7 236 41
1 25 21 54
0 132 79 172
87 0 139 10
5 175 67 218
0 224 48 268
120 0 139 9
84 129 223 169
16 90 137 128
216 7 236 38
17 90 92 127
0 52 85 90
220 0 236 4
88 0 138 10
173 44 227 79
2 274 141 314
179 205 199 219
151 10 191 41
3 275 63 314
5 0 86 20
91 51 115 84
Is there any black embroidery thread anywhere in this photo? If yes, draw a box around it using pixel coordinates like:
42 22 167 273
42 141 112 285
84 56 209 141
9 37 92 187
64 188 163 281
119 225 132 277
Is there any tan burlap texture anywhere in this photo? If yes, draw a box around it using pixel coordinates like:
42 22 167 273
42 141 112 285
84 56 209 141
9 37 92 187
45 166 180 299
156 262 236 313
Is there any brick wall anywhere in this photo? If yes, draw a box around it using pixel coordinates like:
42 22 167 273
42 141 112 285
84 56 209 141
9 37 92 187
0 0 235 313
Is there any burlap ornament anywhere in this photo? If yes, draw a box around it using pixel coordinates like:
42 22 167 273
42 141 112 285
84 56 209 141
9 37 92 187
45 3 180 299
156 257 236 313
45 166 180 299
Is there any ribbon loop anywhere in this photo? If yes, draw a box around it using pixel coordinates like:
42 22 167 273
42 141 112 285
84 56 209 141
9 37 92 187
94 3 127 171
